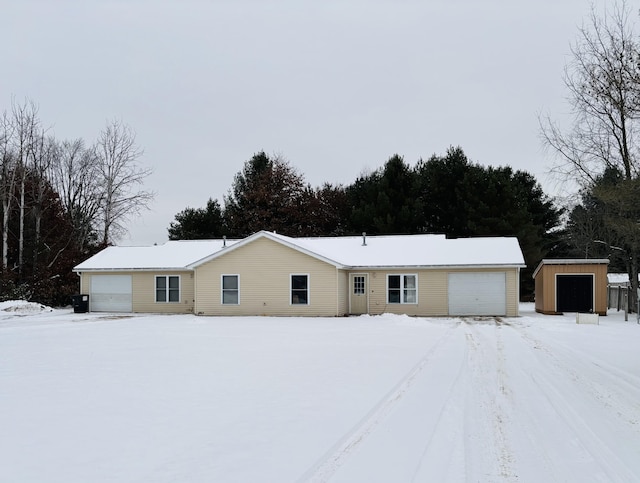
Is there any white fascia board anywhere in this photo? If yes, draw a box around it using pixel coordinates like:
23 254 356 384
538 258 610 265
343 264 527 271
72 267 194 273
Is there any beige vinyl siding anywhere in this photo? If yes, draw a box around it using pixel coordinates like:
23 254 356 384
505 268 518 316
363 269 445 316
424 271 449 315
194 237 340 316
79 273 89 294
80 271 195 313
133 271 195 313
337 270 348 316
359 267 519 317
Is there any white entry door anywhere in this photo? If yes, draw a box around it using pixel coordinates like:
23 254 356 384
349 274 368 315
90 275 133 312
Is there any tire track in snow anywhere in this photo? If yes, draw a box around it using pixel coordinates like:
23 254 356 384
525 358 637 481
407 318 519 482
408 324 476 482
513 324 640 431
494 324 574 482
461 320 518 482
296 322 459 483
503 323 639 482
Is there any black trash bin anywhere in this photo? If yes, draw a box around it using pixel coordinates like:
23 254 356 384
72 294 89 313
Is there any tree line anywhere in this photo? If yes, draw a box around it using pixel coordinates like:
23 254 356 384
0 99 153 305
168 148 565 299
5 1 638 307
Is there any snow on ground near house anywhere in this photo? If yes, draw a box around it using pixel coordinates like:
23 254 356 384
1 304 639 483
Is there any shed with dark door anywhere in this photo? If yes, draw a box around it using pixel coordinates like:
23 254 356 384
533 259 609 315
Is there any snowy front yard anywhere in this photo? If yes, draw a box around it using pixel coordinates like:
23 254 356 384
1 303 639 482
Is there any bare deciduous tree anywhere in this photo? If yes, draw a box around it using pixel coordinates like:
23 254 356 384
542 2 640 184
95 120 154 245
28 131 55 271
49 138 102 252
0 109 17 270
13 100 43 276
0 98 42 274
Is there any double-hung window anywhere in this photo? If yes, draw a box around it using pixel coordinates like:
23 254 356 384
156 275 180 303
222 275 239 304
387 274 417 304
291 274 309 305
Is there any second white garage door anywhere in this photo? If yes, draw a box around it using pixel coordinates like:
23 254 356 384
90 275 133 312
448 272 506 316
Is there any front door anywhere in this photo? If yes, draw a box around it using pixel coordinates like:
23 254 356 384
350 274 368 314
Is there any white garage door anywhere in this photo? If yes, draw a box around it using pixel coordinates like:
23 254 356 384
90 275 133 312
448 272 506 316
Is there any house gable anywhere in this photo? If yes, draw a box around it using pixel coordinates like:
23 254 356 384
189 231 344 270
193 236 342 316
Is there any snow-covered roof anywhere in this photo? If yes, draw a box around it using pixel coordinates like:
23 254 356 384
74 231 525 272
74 239 239 271
608 273 629 285
607 273 640 285
259 231 525 268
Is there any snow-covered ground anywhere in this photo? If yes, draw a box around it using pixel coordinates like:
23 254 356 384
1 302 639 483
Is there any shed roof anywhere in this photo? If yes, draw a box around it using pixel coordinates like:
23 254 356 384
74 231 526 272
532 258 609 279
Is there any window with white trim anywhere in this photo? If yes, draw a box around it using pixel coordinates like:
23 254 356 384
222 275 239 304
291 274 309 305
156 275 180 303
387 274 417 304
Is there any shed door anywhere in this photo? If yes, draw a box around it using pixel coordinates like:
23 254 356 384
556 274 593 313
90 275 133 312
448 272 506 316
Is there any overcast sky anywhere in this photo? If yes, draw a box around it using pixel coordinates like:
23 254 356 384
2 0 598 245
